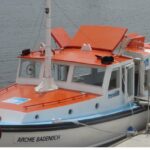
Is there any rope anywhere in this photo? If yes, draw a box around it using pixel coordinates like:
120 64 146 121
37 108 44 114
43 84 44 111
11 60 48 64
53 119 130 136
74 121 126 135
70 120 150 147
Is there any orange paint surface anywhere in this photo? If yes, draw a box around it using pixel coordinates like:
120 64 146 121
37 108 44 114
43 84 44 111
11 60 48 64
125 33 150 56
18 26 131 66
51 28 71 48
19 48 130 67
126 47 150 57
0 84 98 112
68 25 127 51
127 33 145 49
144 43 150 49
53 49 130 67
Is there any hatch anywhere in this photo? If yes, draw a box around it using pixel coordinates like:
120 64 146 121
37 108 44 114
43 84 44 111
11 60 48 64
68 25 128 51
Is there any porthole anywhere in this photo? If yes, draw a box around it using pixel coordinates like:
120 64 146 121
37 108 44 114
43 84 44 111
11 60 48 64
95 103 99 109
35 114 39 120
68 109 73 115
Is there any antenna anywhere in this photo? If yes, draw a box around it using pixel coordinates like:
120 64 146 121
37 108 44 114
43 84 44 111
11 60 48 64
35 0 58 92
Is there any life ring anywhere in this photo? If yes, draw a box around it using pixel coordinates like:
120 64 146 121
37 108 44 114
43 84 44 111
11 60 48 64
26 64 35 76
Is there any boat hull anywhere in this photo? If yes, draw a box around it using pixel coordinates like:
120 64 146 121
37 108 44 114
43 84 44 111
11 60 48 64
0 108 147 147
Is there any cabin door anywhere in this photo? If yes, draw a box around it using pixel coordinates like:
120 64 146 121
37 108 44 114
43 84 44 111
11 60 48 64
123 63 134 102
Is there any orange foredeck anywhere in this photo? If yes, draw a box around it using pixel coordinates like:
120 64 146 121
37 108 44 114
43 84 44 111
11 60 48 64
0 84 98 113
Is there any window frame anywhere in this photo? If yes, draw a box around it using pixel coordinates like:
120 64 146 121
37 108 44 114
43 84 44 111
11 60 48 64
144 69 150 91
72 65 106 87
52 63 70 82
16 58 43 85
18 58 42 79
108 68 120 91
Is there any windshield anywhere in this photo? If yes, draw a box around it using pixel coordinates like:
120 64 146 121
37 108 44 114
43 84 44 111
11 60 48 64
19 59 41 78
72 66 105 87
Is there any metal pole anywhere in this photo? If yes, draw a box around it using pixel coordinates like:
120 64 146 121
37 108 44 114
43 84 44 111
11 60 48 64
146 84 150 134
44 0 51 78
35 0 57 92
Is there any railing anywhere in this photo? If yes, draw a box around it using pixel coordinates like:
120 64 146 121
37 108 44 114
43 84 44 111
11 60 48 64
0 84 17 95
24 93 88 110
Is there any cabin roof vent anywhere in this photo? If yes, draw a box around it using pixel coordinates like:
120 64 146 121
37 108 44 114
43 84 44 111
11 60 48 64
81 43 92 51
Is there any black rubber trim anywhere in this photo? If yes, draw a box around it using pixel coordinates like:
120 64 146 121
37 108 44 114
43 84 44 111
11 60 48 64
0 106 146 132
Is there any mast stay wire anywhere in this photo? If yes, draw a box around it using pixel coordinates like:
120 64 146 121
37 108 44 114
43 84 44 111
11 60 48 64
53 1 146 52
27 1 45 50
32 8 45 50
53 0 96 44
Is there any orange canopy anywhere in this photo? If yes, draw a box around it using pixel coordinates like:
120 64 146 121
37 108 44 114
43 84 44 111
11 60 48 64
68 25 128 51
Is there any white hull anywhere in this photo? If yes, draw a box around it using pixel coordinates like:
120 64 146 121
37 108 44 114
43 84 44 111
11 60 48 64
0 110 147 147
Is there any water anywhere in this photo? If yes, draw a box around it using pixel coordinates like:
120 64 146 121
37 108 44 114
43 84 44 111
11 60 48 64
1 0 150 87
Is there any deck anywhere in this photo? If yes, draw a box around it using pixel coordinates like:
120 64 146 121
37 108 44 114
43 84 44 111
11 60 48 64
0 84 98 112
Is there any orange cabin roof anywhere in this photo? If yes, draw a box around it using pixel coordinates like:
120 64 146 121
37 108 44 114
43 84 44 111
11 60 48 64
68 25 128 51
19 49 131 67
19 25 131 67
126 47 150 57
126 33 145 49
52 49 130 67
125 33 150 56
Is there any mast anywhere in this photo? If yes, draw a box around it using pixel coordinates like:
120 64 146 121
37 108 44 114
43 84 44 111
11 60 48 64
45 0 52 79
35 0 57 92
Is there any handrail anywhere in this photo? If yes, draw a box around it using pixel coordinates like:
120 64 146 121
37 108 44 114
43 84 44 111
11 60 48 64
24 93 88 110
0 84 17 95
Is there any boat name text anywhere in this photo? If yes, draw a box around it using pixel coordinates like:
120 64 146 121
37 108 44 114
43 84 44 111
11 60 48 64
16 135 61 143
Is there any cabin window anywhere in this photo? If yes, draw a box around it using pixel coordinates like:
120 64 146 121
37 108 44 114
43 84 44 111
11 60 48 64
72 66 105 87
52 64 69 81
144 69 150 90
109 69 120 90
19 59 41 78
